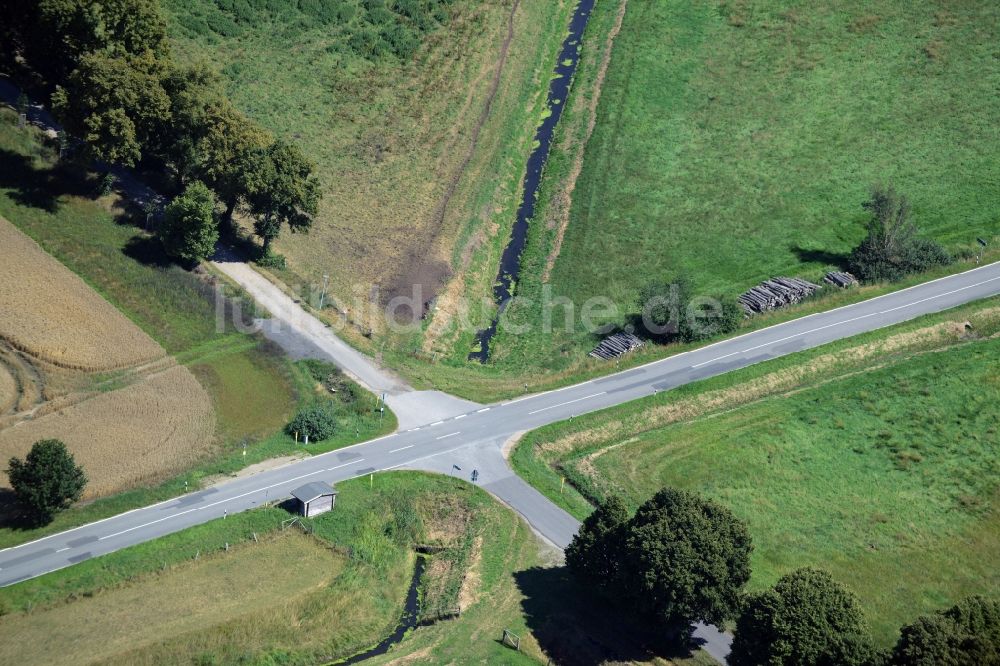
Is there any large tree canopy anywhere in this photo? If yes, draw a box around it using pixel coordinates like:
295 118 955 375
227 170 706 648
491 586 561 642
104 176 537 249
26 0 169 84
52 50 170 166
729 568 878 666
567 487 752 629
892 596 1000 666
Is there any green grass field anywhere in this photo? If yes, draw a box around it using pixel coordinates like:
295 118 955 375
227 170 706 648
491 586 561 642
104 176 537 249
477 0 1000 374
163 0 574 333
513 298 1000 644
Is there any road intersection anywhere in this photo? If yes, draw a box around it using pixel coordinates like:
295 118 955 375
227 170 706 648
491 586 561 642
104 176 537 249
3 260 1000 662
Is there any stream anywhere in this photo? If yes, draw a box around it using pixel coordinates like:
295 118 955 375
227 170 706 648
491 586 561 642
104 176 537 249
469 0 598 362
332 555 426 665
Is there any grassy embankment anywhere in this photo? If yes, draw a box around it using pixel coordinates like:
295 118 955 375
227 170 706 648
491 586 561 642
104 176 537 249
492 0 1000 366
0 111 394 547
512 297 1000 644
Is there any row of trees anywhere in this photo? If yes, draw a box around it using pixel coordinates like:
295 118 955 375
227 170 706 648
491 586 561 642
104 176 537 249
567 488 998 665
3 0 321 262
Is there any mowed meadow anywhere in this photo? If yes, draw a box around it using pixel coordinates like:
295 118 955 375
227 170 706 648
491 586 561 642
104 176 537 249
490 0 1000 368
513 299 1000 644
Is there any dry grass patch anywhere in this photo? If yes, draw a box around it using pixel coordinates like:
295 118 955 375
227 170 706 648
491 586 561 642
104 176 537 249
0 365 215 498
0 218 164 371
0 532 341 666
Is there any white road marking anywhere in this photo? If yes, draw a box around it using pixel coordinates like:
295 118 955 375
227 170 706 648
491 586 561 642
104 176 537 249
97 461 362 542
527 392 607 415
454 414 466 420
430 420 444 426
382 462 408 470
477 407 490 413
407 428 420 432
326 460 361 472
436 432 461 440
692 274 1000 369
390 445 414 453
55 547 69 553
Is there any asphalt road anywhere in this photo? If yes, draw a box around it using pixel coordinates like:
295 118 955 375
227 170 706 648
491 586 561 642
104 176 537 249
3 261 999 661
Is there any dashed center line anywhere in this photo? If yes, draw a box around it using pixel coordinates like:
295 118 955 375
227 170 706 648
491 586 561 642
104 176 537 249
390 445 414 453
477 407 490 413
55 547 69 553
527 392 607 415
436 432 461 440
430 420 444 426
454 414 466 420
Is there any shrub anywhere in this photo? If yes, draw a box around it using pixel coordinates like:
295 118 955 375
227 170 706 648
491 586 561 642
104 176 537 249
636 276 742 343
160 181 219 263
848 184 950 282
286 403 337 442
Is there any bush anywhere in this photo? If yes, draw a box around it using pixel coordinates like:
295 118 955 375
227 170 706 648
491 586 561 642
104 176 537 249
848 185 951 282
636 276 742 343
286 403 337 442
160 181 219 263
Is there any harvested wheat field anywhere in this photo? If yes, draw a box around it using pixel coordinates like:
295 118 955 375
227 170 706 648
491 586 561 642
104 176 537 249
0 218 216 498
0 365 215 498
0 218 164 371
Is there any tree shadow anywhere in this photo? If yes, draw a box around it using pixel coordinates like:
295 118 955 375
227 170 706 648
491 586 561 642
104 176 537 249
121 234 175 269
790 244 850 269
0 147 97 212
0 488 45 530
512 566 702 665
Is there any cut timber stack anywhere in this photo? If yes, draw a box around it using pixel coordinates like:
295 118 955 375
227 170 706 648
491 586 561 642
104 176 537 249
824 271 858 288
739 277 821 315
589 331 644 360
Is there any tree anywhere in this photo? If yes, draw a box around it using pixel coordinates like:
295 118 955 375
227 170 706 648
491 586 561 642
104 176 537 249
7 439 87 524
729 568 878 666
51 50 170 166
892 596 1000 666
245 140 321 255
194 103 272 222
848 184 950 282
22 0 169 85
622 488 752 626
160 181 218 263
566 494 629 592
286 403 337 442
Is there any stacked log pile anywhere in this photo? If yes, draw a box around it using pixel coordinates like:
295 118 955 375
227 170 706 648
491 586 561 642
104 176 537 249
824 271 858 288
739 277 821 315
589 331 645 360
